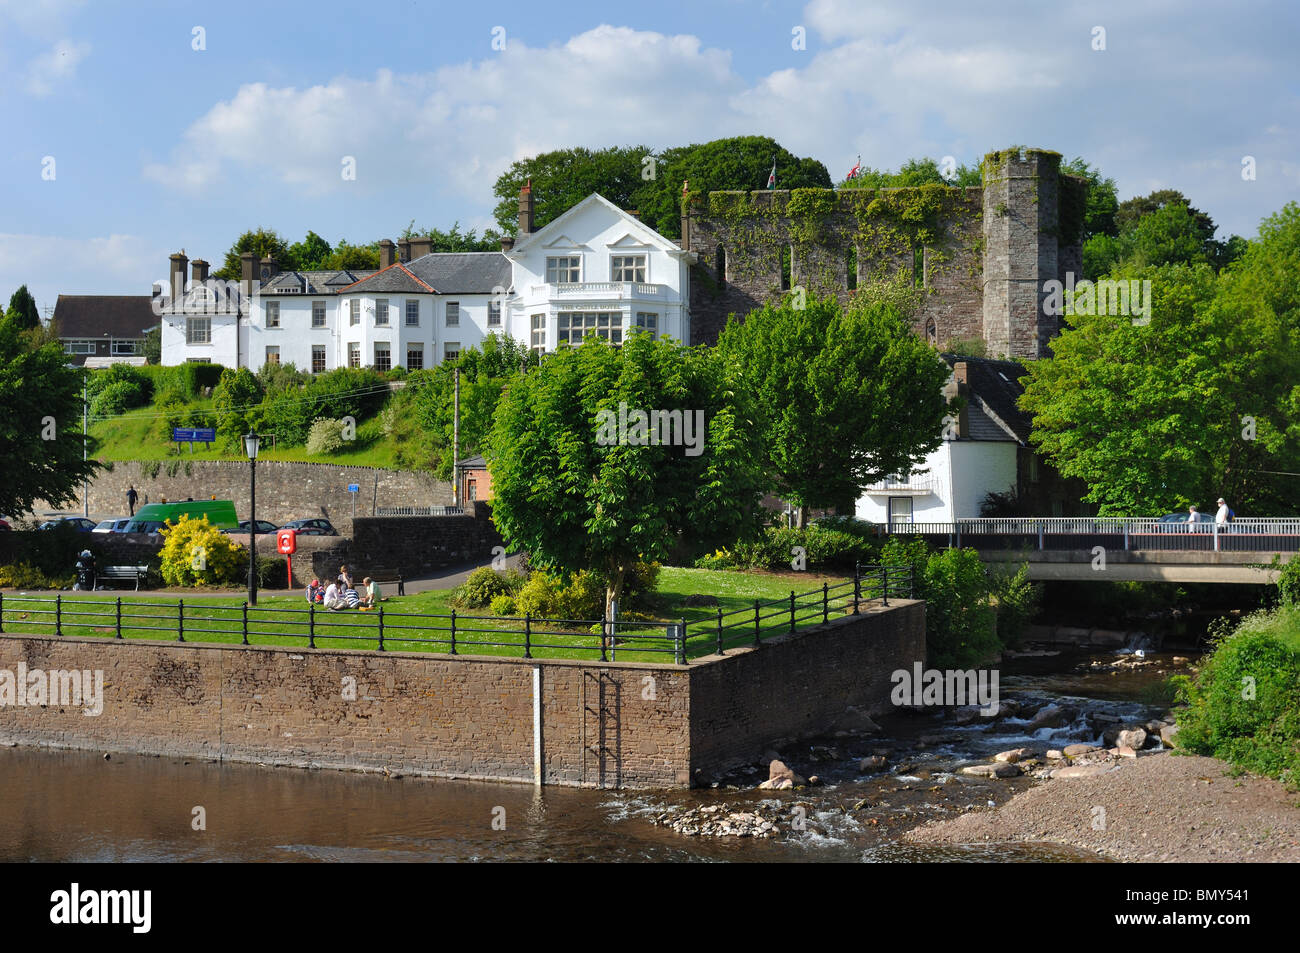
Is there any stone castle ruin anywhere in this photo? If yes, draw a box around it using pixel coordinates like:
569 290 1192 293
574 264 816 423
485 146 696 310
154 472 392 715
681 148 1087 360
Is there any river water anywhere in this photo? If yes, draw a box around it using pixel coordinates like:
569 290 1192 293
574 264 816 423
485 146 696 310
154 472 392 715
0 649 1179 863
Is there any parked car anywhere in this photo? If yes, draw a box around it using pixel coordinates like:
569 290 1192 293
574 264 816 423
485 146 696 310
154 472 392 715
123 500 239 535
1156 511 1214 531
279 518 339 536
92 517 132 533
225 519 280 535
0 517 10 532
38 517 97 532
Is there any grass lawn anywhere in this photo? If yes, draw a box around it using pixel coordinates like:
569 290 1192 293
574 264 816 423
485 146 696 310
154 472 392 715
90 407 402 468
0 566 895 663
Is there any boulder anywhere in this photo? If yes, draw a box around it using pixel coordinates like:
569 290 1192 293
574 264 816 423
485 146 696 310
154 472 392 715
1172 656 1190 666
1046 749 1064 760
1026 704 1069 731
994 747 1037 763
1117 745 1139 758
859 755 888 772
758 776 793 790
1159 724 1180 748
1063 743 1101 757
991 762 1023 778
1116 728 1148 750
767 760 806 786
1053 763 1116 779
960 764 998 777
833 707 882 735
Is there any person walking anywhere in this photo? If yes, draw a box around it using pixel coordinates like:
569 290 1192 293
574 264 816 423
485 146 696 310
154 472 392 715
126 485 138 517
1215 497 1234 525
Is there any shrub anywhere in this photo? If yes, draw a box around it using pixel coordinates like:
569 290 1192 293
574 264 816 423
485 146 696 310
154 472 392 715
305 417 347 455
0 562 75 589
488 594 517 617
988 563 1041 648
882 538 1000 668
1276 553 1300 606
1173 606 1300 786
450 566 522 609
256 554 291 589
158 516 247 587
90 379 148 418
514 571 559 618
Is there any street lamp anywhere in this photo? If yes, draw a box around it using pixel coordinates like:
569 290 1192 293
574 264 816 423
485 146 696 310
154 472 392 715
244 431 261 605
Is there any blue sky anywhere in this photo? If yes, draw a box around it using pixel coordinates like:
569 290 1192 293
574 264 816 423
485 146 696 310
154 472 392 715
3 0 1298 316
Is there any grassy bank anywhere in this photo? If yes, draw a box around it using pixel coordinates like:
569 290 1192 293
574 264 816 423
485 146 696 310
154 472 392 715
0 566 874 663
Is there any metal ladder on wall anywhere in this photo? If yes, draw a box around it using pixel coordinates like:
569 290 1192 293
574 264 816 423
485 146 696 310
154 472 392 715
581 671 620 788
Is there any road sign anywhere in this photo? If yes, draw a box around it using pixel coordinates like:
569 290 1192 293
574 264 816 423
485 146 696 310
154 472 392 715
347 483 360 493
172 427 216 443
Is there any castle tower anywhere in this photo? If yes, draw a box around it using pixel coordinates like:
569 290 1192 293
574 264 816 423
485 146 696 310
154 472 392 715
981 149 1061 360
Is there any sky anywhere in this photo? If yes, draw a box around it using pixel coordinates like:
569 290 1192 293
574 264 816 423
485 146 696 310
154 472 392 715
2 0 1297 317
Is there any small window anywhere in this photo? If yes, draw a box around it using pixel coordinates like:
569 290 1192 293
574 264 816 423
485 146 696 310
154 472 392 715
445 301 459 327
444 341 460 363
375 299 389 326
488 300 501 326
311 344 326 373
186 317 211 344
112 340 138 355
312 301 327 328
530 314 545 353
374 342 391 373
266 301 280 328
265 346 280 365
780 246 792 291
349 299 360 326
716 244 726 289
888 497 913 527
925 318 938 346
406 344 424 370
546 256 580 283
347 342 360 368
610 255 646 283
467 479 477 501
405 300 419 326
633 312 658 338
847 246 858 291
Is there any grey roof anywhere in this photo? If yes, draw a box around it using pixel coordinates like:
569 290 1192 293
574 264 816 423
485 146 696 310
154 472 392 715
341 263 435 294
941 354 1032 444
53 295 157 338
405 253 511 294
263 270 377 294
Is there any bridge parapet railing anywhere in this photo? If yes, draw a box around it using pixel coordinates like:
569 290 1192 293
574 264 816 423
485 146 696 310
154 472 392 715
885 518 1300 553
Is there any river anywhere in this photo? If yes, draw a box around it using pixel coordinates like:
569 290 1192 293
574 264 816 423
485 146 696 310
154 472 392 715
0 648 1180 863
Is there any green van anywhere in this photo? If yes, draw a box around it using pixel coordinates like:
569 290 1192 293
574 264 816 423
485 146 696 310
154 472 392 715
123 500 239 536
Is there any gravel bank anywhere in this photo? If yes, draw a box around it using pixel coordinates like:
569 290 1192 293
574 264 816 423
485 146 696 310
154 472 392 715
905 751 1300 862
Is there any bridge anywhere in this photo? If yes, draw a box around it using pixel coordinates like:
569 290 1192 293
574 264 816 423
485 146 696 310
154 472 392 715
886 518 1298 583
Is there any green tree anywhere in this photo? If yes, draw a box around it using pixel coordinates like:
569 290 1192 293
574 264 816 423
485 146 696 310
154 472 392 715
492 145 652 236
0 316 102 515
487 334 765 620
400 221 502 252
213 228 298 280
840 156 981 190
1060 157 1119 240
1020 204 1300 515
646 136 832 238
716 295 951 525
287 231 333 270
142 325 161 364
6 285 40 331
321 240 380 271
211 366 264 449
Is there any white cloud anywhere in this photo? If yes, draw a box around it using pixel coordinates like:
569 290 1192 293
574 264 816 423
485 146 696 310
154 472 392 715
25 38 90 96
0 234 162 315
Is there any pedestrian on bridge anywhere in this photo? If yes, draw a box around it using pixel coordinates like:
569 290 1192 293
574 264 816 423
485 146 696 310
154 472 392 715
1216 497 1235 525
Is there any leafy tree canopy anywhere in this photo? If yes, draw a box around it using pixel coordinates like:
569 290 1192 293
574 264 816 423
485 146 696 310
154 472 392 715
1020 201 1300 516
400 220 503 252
487 333 765 617
492 145 654 237
1060 157 1119 240
287 231 333 271
6 285 40 331
213 228 298 280
1082 188 1245 279
0 316 102 515
320 240 380 272
716 295 952 522
839 156 981 190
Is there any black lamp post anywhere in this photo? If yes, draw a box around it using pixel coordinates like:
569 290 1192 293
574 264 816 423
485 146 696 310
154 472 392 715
244 430 261 605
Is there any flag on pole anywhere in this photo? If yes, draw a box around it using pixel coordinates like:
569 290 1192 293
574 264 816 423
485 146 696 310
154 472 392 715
846 155 861 180
766 156 777 190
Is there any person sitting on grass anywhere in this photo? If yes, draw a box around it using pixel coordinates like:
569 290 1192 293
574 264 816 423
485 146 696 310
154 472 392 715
359 577 381 609
323 580 344 610
305 578 322 604
343 584 361 610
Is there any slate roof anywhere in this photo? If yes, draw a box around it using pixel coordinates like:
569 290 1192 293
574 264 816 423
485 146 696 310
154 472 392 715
339 263 436 294
53 295 157 339
405 253 512 294
941 354 1033 444
262 270 378 294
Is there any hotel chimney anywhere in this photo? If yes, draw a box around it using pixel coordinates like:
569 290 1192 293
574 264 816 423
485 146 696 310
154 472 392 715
380 239 396 268
169 251 189 303
518 179 534 236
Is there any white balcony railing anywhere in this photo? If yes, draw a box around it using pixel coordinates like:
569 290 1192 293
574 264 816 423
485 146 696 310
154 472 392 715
529 282 669 299
863 474 940 495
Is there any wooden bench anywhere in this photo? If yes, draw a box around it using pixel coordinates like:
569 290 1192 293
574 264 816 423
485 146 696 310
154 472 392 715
98 565 150 591
368 573 405 597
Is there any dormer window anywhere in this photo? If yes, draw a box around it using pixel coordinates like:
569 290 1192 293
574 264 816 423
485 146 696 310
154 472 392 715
611 255 646 282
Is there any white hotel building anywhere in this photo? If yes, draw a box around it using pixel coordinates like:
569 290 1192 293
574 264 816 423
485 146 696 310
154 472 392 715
159 187 694 371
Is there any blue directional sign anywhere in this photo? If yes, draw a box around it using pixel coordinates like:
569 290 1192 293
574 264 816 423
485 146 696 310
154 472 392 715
172 427 216 443
347 483 360 493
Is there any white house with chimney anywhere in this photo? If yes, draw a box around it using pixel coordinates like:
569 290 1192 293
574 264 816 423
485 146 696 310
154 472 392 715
158 184 693 371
